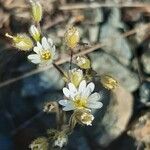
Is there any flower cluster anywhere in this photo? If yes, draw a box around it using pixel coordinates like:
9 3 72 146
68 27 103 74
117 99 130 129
5 1 56 67
5 1 119 149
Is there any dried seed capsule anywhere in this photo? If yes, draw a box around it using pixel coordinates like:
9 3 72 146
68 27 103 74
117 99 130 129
76 56 91 69
64 26 80 49
30 0 43 23
29 137 49 150
5 33 33 51
74 109 94 126
100 74 118 90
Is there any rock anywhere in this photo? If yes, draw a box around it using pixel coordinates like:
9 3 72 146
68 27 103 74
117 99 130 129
139 82 150 106
128 112 150 148
90 51 139 92
89 25 99 43
21 67 64 97
141 52 150 74
100 24 132 65
99 8 132 66
67 130 91 150
108 8 125 29
84 8 103 24
94 86 133 147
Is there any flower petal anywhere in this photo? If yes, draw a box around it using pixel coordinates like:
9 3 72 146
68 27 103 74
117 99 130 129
87 82 95 92
42 37 50 50
68 83 77 93
79 80 86 93
37 41 43 50
33 46 41 54
81 87 91 98
63 87 71 98
59 99 69 106
87 101 103 109
28 54 41 64
88 92 100 102
63 104 75 111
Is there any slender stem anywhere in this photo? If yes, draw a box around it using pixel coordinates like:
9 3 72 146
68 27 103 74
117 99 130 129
59 2 150 10
56 105 62 130
69 49 73 70
0 24 149 88
53 63 66 78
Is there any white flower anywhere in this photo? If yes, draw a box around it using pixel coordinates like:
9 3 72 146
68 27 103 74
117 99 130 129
28 37 56 65
54 135 67 148
59 80 103 111
29 25 41 41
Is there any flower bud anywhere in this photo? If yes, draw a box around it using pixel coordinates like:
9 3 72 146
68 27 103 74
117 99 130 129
30 0 43 23
74 109 94 126
100 74 118 90
29 25 41 41
76 56 91 69
54 133 68 148
29 137 49 150
64 68 83 87
5 33 33 51
64 26 80 49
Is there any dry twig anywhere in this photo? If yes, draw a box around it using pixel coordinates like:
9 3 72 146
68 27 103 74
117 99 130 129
0 24 149 88
59 2 150 10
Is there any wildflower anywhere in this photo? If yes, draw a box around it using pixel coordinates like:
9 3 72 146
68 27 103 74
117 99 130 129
64 68 83 87
64 26 80 49
100 74 118 90
30 0 43 23
5 33 33 51
59 80 103 111
54 134 68 148
28 37 56 65
29 137 49 150
76 56 91 69
74 109 94 126
29 25 41 41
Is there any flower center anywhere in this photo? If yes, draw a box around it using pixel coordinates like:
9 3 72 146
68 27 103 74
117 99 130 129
41 51 51 60
74 96 87 109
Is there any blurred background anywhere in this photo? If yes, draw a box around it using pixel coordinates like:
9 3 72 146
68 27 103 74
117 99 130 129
0 0 150 149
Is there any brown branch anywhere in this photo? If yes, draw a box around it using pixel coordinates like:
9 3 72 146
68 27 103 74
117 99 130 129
59 2 150 10
0 24 149 88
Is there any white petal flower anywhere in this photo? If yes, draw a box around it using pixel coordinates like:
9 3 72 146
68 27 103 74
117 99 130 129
59 80 103 111
28 37 56 66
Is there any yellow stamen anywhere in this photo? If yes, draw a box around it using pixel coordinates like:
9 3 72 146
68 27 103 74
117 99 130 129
41 51 51 60
74 96 87 109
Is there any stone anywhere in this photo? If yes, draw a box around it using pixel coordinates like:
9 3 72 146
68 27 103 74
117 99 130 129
139 82 150 106
141 52 150 74
21 67 64 97
99 8 132 66
88 86 133 147
90 51 139 92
